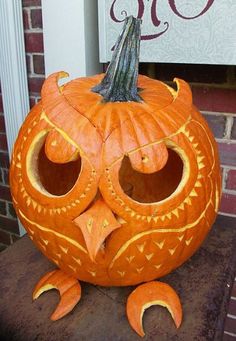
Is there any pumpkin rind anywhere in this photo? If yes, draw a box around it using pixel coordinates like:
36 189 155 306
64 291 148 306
10 16 221 337
10 71 221 286
126 281 182 337
10 16 221 288
33 269 81 320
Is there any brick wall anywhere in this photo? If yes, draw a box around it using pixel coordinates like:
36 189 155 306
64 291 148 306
0 84 19 250
0 4 235 250
23 0 45 106
140 62 236 218
0 0 44 251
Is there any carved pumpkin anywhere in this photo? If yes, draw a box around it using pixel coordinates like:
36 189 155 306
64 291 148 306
10 17 221 337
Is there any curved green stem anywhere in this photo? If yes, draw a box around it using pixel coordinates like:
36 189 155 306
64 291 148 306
92 16 142 103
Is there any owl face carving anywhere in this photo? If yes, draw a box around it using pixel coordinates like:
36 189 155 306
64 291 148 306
9 16 223 338
10 70 221 287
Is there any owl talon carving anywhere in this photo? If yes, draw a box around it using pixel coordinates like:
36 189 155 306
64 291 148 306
126 281 182 337
33 269 81 321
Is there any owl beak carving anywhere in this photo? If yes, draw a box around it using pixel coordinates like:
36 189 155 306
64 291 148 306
73 199 121 262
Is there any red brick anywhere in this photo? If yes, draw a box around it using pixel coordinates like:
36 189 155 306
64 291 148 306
26 54 31 75
31 9 43 29
0 152 9 168
226 170 236 191
29 97 36 108
221 167 224 177
230 282 236 298
0 185 12 201
192 87 236 113
223 332 236 340
0 94 3 113
33 54 45 75
220 193 236 215
218 142 236 167
228 299 236 316
0 228 11 245
231 118 236 140
0 115 6 132
35 96 41 103
24 32 44 53
30 96 41 107
150 63 229 84
224 316 236 335
0 200 7 216
0 133 8 151
23 9 30 30
203 114 226 139
0 216 19 234
28 76 44 94
22 0 41 6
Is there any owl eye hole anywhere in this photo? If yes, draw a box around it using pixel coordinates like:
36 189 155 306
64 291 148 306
119 149 183 203
37 143 81 196
27 132 82 197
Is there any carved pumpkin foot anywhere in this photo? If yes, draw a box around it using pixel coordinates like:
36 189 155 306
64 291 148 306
33 269 81 321
126 281 182 337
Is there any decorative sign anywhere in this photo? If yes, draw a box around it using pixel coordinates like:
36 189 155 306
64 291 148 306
98 0 236 65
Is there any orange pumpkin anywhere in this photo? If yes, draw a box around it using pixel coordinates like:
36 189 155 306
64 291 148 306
10 16 221 337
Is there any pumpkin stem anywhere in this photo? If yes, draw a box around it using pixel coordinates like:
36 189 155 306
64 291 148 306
92 16 142 102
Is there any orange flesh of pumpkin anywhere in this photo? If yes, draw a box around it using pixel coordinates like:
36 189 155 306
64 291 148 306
9 17 222 337
33 269 81 321
9 71 221 286
126 281 182 337
10 16 221 288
